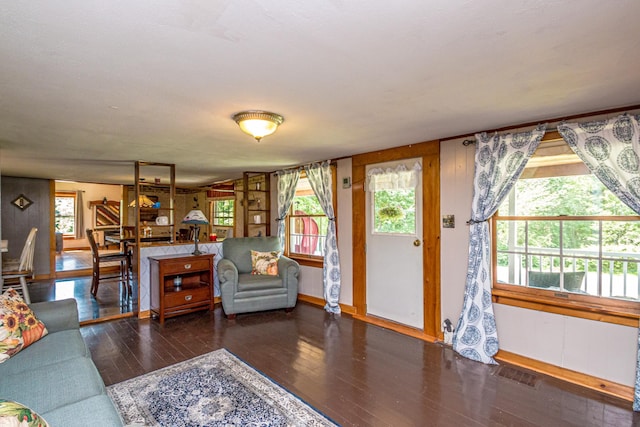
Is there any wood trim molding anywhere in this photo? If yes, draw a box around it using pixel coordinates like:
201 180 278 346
492 287 640 327
297 293 357 315
495 349 634 403
352 313 437 343
80 311 135 326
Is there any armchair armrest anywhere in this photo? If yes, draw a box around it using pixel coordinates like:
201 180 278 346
29 299 79 333
218 259 239 315
218 258 239 291
278 256 300 306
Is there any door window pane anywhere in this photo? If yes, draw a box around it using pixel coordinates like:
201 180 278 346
372 188 416 235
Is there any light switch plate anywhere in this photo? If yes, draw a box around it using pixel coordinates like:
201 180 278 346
443 215 455 228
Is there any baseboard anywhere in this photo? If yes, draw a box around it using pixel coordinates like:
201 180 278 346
351 313 438 343
138 310 151 319
80 311 135 326
297 293 357 315
495 349 634 402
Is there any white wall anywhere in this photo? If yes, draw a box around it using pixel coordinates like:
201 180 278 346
440 138 638 387
55 181 122 249
291 158 354 306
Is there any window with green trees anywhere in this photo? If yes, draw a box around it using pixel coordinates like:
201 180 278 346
494 139 640 323
288 175 328 258
285 167 336 262
212 200 234 227
55 192 76 236
372 188 416 234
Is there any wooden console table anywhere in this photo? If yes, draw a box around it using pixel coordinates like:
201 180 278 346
149 253 214 323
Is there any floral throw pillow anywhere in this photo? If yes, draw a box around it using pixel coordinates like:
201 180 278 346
0 399 50 427
0 288 48 364
250 250 280 276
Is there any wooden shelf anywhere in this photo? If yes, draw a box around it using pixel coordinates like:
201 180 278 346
134 161 176 242
242 172 270 237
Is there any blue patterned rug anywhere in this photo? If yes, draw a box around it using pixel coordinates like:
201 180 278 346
107 349 336 426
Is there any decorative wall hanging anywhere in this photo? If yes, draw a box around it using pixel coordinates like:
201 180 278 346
11 194 33 210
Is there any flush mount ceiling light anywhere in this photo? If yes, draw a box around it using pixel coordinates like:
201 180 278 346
232 110 284 142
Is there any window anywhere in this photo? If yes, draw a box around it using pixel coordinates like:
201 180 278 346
493 139 640 325
372 188 416 234
55 192 76 236
285 169 336 264
211 200 235 227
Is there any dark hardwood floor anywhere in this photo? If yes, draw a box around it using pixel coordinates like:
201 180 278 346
30 276 134 322
80 303 639 426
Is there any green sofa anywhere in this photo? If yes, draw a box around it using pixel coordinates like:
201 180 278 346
0 299 123 426
218 237 300 318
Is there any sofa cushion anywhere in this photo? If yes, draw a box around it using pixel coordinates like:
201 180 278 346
41 395 123 427
0 398 50 427
251 250 280 275
0 330 90 377
0 357 106 414
0 288 48 364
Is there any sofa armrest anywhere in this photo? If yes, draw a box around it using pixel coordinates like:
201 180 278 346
29 299 79 333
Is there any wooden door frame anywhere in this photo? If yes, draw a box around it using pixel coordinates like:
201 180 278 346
352 140 441 339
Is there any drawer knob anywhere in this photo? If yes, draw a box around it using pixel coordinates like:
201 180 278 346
184 263 192 269
184 295 193 301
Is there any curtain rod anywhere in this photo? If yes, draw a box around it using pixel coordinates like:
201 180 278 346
272 159 337 175
454 104 640 146
462 124 558 146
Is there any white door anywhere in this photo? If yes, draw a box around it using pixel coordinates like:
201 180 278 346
366 158 423 329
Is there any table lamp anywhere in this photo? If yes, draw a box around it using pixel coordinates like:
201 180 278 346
182 209 209 255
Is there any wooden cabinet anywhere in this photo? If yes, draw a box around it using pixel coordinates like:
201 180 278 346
242 171 270 237
149 253 214 323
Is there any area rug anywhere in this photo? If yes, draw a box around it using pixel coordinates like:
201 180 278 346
107 348 336 426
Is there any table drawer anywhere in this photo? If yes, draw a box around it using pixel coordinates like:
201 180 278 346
161 259 211 275
164 287 210 308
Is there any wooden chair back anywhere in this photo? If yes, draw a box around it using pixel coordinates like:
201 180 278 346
17 227 38 273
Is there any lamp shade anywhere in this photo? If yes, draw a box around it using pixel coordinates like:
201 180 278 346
232 110 284 141
129 195 156 208
182 209 209 224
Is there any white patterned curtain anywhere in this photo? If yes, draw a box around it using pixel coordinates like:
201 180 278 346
275 169 300 248
557 113 640 410
75 190 85 239
304 161 341 314
367 162 422 191
453 125 546 364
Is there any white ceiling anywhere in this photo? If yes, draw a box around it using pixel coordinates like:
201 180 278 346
1 1 639 186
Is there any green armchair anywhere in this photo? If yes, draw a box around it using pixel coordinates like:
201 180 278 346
218 237 300 318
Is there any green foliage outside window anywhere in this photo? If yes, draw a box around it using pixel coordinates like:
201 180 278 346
373 189 416 234
497 174 639 276
55 196 75 235
213 200 234 226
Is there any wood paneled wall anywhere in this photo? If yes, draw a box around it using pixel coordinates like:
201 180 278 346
1 176 51 276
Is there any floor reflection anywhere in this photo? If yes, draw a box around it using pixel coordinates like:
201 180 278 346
29 276 135 323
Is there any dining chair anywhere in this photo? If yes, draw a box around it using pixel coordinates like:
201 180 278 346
86 229 130 297
1 227 38 303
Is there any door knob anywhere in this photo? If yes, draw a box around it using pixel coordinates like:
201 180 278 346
413 239 421 247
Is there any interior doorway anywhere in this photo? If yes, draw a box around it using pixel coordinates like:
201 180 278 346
366 158 424 328
51 181 132 322
352 140 441 339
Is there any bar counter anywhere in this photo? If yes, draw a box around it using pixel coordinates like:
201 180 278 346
137 241 223 315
